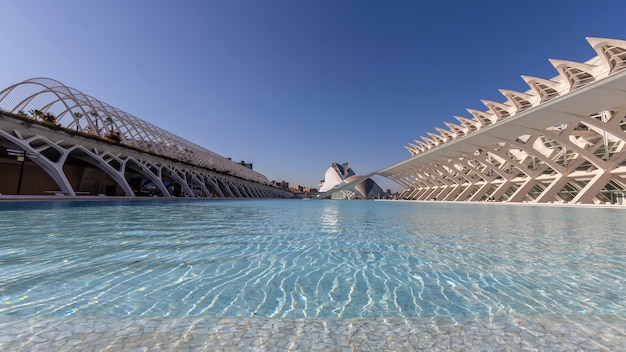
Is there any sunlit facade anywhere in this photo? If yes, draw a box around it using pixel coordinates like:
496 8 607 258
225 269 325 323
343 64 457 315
0 78 292 198
378 37 626 204
319 162 385 199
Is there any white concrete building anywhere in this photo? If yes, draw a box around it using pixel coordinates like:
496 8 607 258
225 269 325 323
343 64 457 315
376 37 626 204
319 162 385 199
0 78 292 198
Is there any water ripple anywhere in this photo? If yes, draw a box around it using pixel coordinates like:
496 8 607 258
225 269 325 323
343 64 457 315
1 200 625 320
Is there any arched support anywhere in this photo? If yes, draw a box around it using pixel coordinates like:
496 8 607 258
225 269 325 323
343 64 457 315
125 159 171 197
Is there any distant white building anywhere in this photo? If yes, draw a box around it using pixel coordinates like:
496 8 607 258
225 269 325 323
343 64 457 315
319 162 385 199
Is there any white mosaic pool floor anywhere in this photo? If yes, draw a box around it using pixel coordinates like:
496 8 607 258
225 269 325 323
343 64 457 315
2 201 626 350
2 315 625 351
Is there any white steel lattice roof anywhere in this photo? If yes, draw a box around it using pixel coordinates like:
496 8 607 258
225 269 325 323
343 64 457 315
0 77 269 184
371 37 626 204
399 37 626 156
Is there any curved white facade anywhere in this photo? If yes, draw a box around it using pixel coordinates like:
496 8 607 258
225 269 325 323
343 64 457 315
319 162 356 192
0 78 268 184
377 37 626 204
0 78 292 198
320 162 385 199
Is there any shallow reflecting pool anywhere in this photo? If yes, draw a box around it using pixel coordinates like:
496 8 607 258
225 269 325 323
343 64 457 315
1 199 625 350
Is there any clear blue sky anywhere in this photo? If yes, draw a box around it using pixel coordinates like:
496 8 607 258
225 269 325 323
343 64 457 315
2 1 625 191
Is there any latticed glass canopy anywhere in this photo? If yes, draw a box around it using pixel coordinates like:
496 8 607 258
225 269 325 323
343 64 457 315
0 77 269 184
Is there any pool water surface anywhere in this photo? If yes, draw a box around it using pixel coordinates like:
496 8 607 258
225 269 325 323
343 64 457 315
0 199 625 350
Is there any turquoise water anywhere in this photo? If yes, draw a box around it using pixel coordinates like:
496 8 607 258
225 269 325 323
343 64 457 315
0 199 625 320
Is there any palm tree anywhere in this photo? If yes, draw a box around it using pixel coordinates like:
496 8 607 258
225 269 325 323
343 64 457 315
73 111 83 130
28 109 43 119
105 130 122 143
42 112 56 124
88 110 101 134
103 116 122 142
28 109 56 124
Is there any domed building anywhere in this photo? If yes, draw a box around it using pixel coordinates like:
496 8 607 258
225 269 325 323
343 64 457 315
319 162 385 199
